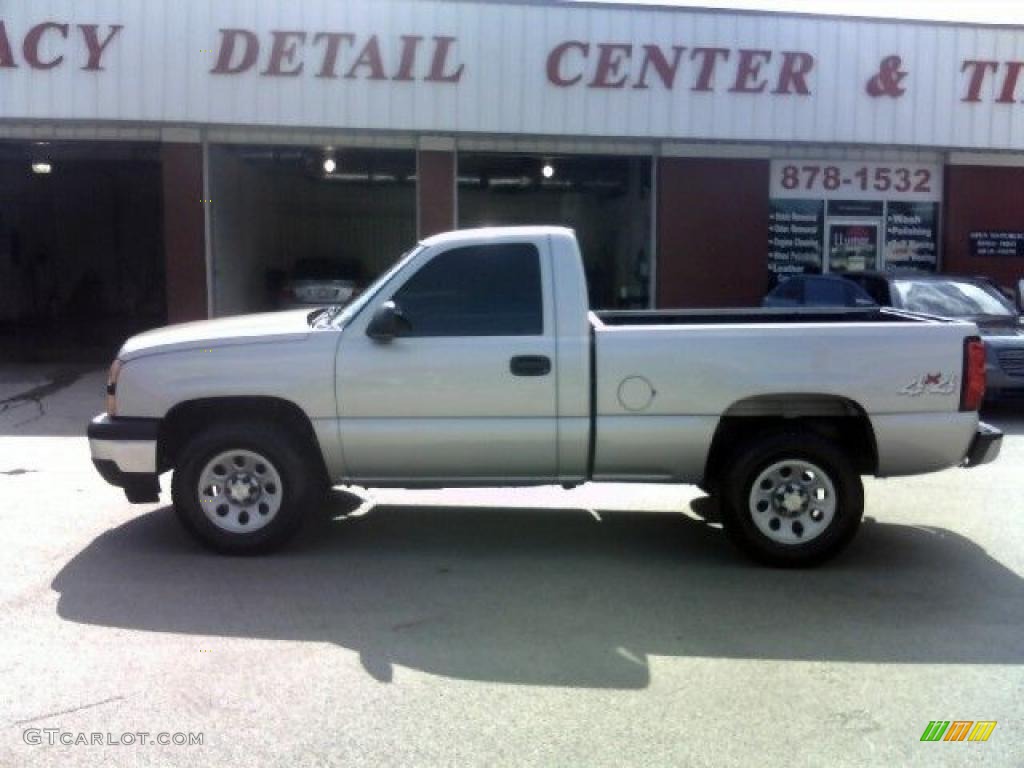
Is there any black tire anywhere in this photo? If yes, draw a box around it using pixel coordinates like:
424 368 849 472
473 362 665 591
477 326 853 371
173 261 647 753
719 431 864 567
171 421 322 555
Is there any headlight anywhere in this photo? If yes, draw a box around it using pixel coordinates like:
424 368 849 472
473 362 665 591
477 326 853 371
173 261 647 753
106 359 123 417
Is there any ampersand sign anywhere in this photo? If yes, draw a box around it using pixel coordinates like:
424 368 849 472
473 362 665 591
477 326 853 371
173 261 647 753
866 55 908 97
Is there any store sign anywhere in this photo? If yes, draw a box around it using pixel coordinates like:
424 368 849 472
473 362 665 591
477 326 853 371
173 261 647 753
770 162 942 202
769 161 941 276
0 22 121 70
2 1 1024 149
209 30 464 82
969 232 1024 258
545 44 814 94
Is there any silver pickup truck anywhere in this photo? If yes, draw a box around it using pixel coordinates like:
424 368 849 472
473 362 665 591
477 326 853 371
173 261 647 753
88 227 1001 566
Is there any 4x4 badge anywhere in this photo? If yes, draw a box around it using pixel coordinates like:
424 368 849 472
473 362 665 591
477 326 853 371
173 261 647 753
901 372 957 396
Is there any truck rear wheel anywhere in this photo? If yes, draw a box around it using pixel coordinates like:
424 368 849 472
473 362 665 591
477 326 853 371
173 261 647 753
170 422 319 554
720 432 863 567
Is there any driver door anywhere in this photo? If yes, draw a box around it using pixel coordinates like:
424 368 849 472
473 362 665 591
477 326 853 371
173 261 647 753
335 240 558 484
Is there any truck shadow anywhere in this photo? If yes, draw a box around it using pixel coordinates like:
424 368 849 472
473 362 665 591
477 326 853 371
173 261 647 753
52 491 1024 690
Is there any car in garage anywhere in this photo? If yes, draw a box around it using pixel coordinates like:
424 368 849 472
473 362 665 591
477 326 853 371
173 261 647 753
762 275 878 309
274 258 364 310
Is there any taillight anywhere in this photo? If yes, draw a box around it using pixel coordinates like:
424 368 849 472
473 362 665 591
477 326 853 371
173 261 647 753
960 337 986 412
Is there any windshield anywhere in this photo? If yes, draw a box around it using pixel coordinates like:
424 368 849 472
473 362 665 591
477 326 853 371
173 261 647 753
314 245 424 328
893 278 1016 318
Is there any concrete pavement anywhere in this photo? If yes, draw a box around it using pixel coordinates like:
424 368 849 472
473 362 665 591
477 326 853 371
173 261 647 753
0 365 1021 766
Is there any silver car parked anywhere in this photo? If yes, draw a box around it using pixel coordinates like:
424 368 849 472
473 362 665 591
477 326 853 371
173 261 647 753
275 258 362 310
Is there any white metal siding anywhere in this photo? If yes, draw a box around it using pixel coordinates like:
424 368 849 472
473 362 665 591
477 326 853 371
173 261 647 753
0 1 1023 150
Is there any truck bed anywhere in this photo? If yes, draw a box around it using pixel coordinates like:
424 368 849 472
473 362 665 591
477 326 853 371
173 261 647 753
588 307 977 482
594 307 935 326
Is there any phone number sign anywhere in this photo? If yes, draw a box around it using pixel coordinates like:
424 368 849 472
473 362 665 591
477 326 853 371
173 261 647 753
770 161 942 202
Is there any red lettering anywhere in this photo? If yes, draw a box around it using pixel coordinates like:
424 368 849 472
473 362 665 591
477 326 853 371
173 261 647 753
633 45 686 90
211 29 259 75
393 35 423 81
547 41 589 87
78 24 122 71
997 61 1024 103
690 47 729 91
589 43 632 88
23 22 69 70
0 22 16 68
345 35 387 80
729 49 771 93
772 50 814 95
961 60 999 102
262 31 306 77
312 33 354 79
426 36 463 83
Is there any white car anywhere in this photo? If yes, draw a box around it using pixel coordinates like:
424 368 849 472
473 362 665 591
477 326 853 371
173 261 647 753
89 227 1001 566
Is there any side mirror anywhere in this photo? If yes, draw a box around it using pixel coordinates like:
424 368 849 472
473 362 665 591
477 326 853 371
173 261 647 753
366 300 410 342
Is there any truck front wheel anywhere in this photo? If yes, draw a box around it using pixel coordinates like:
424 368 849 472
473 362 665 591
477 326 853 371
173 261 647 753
720 432 864 567
170 422 319 554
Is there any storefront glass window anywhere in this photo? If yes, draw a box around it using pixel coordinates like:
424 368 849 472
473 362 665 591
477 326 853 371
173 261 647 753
768 161 942 280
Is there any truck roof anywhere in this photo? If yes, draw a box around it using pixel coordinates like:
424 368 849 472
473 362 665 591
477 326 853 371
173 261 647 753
419 226 575 248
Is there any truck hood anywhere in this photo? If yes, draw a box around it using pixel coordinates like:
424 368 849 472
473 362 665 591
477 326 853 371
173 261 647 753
119 309 315 361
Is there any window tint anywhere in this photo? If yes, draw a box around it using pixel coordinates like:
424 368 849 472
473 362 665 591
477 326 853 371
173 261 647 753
393 243 543 336
805 279 849 306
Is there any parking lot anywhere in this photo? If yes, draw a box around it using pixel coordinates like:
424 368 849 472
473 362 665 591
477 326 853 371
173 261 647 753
1 364 1021 767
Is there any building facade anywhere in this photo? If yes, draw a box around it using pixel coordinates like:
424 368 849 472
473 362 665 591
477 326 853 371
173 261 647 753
1 0 1023 332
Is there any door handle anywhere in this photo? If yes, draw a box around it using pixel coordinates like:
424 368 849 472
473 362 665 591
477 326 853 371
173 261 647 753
510 355 551 377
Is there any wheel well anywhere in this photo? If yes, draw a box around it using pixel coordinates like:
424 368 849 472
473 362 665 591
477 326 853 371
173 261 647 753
702 395 877 491
158 397 328 483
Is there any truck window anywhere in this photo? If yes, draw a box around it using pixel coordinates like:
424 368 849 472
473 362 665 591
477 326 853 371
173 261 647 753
392 243 543 336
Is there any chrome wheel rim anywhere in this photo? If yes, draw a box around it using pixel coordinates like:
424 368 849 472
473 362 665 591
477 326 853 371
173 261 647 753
748 459 837 545
197 449 283 534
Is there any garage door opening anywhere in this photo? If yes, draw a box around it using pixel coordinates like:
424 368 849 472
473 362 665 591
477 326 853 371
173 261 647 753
458 153 653 309
208 145 416 317
0 141 164 362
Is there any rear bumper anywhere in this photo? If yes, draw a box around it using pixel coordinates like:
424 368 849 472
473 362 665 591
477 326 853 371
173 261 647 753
87 414 161 502
963 422 1003 468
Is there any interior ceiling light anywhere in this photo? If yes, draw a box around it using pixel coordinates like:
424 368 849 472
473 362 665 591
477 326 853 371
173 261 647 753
31 162 52 175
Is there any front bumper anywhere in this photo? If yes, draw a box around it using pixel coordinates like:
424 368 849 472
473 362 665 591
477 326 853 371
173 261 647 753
87 414 162 502
963 422 1003 468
